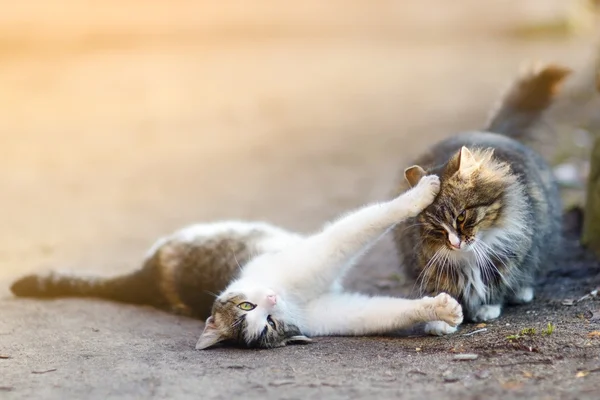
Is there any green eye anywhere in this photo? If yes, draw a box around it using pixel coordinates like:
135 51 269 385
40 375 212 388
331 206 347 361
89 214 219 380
237 302 256 311
457 211 466 223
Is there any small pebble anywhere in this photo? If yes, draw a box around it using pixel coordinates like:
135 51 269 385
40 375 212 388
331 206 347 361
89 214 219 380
442 371 461 382
269 380 295 387
562 299 575 306
475 370 491 380
453 353 479 361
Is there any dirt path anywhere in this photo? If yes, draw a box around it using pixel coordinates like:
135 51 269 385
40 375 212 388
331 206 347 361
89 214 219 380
1 1 600 399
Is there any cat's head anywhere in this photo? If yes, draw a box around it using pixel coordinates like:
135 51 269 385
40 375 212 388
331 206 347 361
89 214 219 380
405 146 516 255
195 284 311 349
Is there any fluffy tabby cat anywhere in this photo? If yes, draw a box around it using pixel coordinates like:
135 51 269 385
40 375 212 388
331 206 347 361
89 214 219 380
11 175 463 349
392 63 570 335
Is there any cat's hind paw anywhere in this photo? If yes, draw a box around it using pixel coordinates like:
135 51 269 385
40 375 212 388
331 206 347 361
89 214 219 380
424 321 458 336
432 292 463 327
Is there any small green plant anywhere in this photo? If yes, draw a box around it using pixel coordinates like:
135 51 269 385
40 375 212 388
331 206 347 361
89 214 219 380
520 327 537 336
507 327 538 341
542 323 556 336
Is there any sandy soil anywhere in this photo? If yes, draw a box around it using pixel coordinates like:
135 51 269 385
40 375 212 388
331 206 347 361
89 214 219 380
1 1 600 399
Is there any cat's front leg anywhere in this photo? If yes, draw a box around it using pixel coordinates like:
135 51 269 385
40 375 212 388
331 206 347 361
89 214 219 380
508 286 534 305
470 304 502 322
303 292 462 337
308 174 440 266
281 175 440 293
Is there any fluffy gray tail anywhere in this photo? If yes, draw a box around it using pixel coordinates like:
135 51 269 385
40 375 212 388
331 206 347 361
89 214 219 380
10 268 161 307
485 63 571 141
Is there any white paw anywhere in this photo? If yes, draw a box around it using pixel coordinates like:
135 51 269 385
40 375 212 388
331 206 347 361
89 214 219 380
432 292 463 327
414 175 440 203
471 304 501 322
510 287 534 304
404 175 440 215
425 321 458 336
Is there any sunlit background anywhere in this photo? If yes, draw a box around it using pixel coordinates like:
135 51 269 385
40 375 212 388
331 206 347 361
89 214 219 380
1 0 598 287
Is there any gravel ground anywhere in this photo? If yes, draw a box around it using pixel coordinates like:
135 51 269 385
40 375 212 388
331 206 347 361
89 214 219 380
1 1 599 399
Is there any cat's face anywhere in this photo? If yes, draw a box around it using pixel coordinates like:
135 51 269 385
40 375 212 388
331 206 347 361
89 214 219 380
195 285 311 349
406 146 512 255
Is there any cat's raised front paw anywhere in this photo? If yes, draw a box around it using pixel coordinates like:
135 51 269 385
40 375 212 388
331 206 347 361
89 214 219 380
424 321 458 336
432 292 463 327
405 175 440 215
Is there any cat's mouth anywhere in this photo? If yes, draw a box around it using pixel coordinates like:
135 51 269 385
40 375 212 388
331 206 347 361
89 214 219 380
446 231 476 252
446 239 473 252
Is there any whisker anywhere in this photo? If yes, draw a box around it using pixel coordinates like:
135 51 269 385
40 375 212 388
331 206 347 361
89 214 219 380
477 239 510 265
415 248 443 295
398 222 427 234
231 315 245 330
438 249 450 293
231 249 243 273
476 240 511 280
472 244 491 300
436 249 451 293
474 241 511 291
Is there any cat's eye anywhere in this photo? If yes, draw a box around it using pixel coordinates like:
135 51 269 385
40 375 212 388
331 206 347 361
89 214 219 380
267 315 276 329
456 211 466 223
431 229 446 236
237 302 256 311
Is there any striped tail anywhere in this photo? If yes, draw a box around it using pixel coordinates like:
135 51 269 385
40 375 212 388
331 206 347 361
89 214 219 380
485 63 571 142
10 267 162 307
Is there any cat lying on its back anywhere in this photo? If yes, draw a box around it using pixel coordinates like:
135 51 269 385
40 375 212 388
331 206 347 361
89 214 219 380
393 63 570 335
11 175 463 349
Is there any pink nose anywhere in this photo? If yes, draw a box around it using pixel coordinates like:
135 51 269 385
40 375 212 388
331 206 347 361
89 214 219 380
448 233 461 249
267 294 277 306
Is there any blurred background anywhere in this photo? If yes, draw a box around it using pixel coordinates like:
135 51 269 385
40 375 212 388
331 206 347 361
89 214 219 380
1 0 599 286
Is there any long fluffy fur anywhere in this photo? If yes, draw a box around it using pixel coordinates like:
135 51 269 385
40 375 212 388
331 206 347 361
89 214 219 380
393 63 569 330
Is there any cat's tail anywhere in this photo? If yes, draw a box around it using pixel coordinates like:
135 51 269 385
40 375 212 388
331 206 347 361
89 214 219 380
10 266 162 308
484 63 571 142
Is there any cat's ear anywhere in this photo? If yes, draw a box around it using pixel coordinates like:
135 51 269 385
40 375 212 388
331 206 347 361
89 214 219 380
285 335 313 345
404 165 427 188
195 316 226 350
457 146 479 177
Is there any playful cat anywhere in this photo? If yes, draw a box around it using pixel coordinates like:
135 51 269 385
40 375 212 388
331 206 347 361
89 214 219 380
11 174 463 349
392 64 570 335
